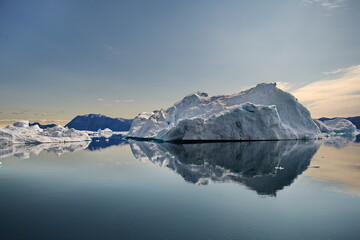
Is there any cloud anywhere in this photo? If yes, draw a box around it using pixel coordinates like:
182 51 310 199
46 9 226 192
11 112 24 115
102 104 112 107
322 65 359 75
115 99 135 103
105 45 123 55
97 98 105 102
34 112 60 117
301 0 345 10
10 111 29 115
276 82 291 91
292 64 360 118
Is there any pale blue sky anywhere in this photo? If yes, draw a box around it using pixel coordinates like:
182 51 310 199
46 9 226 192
1 0 359 123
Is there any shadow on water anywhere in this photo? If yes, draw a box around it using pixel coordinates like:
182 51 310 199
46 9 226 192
130 140 320 196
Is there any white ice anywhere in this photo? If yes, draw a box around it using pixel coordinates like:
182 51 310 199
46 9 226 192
128 83 321 141
314 118 357 136
0 120 91 145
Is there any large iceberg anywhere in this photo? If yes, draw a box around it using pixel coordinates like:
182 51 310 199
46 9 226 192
0 121 91 145
128 83 321 141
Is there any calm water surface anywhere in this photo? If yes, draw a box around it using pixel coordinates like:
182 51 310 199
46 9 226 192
0 137 359 240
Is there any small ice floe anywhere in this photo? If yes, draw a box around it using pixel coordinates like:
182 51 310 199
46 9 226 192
96 140 100 142
308 165 320 168
105 139 109 142
275 166 284 170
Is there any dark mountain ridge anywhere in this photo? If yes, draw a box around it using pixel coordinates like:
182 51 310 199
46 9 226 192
65 114 133 131
29 122 57 129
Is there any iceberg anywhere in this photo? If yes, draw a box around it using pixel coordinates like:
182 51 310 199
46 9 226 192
314 118 357 136
128 83 321 141
0 120 91 145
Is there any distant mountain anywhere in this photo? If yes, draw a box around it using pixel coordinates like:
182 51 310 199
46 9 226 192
29 122 57 129
318 116 360 129
65 114 133 131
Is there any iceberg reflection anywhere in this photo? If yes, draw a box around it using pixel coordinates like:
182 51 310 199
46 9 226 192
0 141 90 159
86 135 129 151
130 140 320 196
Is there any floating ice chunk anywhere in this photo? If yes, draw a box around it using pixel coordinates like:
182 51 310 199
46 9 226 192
308 165 320 168
320 118 357 136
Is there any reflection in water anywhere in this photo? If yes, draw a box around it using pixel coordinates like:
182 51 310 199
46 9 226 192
0 141 90 159
305 142 360 195
86 134 129 151
130 140 320 196
323 135 358 148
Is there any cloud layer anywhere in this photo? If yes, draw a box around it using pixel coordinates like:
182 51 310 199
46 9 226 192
292 65 360 118
301 0 345 10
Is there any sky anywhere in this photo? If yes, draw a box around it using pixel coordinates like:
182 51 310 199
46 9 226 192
1 0 359 126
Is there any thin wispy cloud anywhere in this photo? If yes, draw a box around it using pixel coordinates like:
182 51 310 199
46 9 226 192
34 112 61 117
301 0 345 10
97 98 105 102
9 110 29 115
115 99 135 103
105 45 123 55
322 65 359 75
276 82 292 91
11 111 26 115
292 64 360 118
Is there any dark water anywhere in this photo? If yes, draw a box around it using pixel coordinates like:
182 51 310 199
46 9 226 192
0 137 359 240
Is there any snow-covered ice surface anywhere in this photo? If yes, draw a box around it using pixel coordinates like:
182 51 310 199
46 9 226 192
128 83 321 141
0 141 90 159
85 129 129 139
130 140 319 196
315 118 358 136
0 121 91 145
